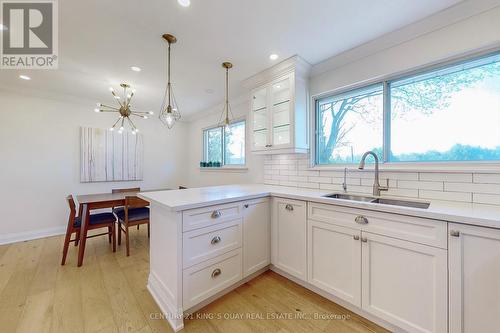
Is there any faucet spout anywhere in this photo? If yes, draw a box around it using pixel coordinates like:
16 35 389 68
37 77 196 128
358 151 388 196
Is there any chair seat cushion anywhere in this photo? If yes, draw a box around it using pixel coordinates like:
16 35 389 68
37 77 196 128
74 212 116 228
116 207 150 222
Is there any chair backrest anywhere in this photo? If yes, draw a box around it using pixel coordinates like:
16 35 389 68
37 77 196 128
112 187 141 194
125 196 149 209
66 195 76 216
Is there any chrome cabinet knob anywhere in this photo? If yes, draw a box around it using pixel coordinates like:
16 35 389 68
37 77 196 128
353 235 360 241
361 237 368 243
450 230 460 237
355 215 368 224
211 236 221 245
285 204 294 211
243 204 249 208
211 268 222 278
211 210 222 219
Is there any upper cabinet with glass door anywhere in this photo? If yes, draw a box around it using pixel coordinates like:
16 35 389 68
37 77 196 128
245 56 311 154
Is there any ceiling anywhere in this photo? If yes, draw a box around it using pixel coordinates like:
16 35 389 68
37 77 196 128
0 0 463 118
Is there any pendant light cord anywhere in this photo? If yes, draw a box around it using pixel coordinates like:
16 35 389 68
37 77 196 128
167 42 172 111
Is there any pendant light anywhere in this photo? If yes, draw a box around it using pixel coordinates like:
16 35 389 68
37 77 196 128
95 83 153 134
218 62 234 130
159 34 181 129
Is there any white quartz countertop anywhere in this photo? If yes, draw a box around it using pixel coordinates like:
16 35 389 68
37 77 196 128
139 184 500 229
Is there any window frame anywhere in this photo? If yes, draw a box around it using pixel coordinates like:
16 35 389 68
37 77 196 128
311 48 500 172
202 118 246 167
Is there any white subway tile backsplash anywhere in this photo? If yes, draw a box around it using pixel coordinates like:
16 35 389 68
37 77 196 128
397 180 443 191
262 153 500 206
473 193 500 205
419 190 472 202
420 172 472 182
445 182 500 195
308 176 332 183
473 173 500 184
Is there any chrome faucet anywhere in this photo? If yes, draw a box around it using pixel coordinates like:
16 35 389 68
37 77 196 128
358 151 388 196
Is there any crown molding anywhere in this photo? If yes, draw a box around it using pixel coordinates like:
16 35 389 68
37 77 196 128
241 55 312 89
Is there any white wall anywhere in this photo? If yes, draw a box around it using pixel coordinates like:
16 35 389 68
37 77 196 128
0 89 188 243
185 99 264 187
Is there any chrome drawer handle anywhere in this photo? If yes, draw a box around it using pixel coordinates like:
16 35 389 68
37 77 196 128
450 230 460 237
211 268 222 278
211 236 221 245
285 204 294 211
243 204 249 208
211 210 222 219
355 215 368 224
353 235 360 241
361 237 368 243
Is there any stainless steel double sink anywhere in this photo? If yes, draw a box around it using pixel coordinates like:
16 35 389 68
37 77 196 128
323 193 430 209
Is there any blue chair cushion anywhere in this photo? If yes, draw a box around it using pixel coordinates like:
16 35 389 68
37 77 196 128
74 212 116 228
116 207 150 222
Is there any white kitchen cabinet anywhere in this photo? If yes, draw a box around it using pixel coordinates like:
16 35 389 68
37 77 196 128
361 232 447 333
308 220 361 306
272 198 307 280
242 198 270 277
245 56 310 154
449 223 500 333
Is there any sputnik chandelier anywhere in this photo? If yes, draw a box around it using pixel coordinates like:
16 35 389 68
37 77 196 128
95 83 153 134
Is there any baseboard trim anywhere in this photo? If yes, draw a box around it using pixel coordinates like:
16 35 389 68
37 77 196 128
147 272 184 332
0 226 66 245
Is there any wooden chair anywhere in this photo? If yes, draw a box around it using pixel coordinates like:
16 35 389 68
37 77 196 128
112 187 141 229
61 195 116 265
115 196 150 256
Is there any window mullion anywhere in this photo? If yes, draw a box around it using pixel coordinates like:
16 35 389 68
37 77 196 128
383 81 391 163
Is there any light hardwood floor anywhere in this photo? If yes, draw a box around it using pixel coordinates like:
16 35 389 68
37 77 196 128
0 228 389 333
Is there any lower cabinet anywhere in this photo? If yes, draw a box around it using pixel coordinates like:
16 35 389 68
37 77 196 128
272 198 307 280
242 198 271 277
361 232 448 333
307 205 448 333
449 223 500 333
308 220 361 306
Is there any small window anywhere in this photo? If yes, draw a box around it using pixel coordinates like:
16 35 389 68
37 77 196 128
203 120 246 166
316 84 383 164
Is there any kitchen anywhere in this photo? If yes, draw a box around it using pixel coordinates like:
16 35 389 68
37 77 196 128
1 1 500 332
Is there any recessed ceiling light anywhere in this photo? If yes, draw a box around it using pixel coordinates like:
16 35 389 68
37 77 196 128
19 75 31 80
205 89 214 94
269 54 279 61
131 66 141 72
178 0 190 7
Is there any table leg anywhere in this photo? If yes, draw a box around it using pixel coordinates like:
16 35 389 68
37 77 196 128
77 203 89 267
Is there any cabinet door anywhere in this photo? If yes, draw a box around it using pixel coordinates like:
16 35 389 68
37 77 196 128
361 233 447 333
251 86 269 151
272 198 307 280
308 220 361 306
242 198 270 277
270 75 293 149
449 223 500 333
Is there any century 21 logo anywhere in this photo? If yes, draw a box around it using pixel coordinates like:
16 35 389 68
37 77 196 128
2 2 53 54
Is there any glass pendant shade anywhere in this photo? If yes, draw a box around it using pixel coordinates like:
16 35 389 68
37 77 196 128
159 33 181 129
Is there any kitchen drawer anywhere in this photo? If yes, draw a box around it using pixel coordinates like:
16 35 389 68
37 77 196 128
183 248 242 309
308 203 447 248
183 201 242 232
183 219 242 268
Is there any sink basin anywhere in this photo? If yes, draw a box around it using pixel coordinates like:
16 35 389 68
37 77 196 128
370 198 430 209
323 193 430 209
323 193 375 202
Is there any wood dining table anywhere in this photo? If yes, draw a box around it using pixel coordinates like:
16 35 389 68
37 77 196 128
75 189 168 267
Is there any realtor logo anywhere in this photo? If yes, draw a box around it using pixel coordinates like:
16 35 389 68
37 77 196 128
1 1 58 69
